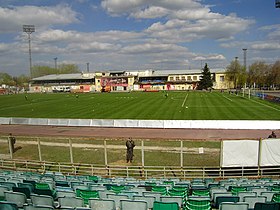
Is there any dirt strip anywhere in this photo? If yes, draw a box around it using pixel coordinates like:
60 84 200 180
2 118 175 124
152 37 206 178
0 124 278 140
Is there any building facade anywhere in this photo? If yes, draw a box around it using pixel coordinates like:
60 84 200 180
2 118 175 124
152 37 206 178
29 69 232 93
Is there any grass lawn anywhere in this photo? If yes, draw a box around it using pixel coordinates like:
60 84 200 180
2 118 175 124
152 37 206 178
0 91 279 120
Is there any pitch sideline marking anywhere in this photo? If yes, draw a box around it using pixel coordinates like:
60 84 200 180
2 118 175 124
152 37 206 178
249 98 280 112
181 93 189 108
221 94 233 102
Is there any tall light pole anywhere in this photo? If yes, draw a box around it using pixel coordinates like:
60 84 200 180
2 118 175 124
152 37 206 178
23 25 35 78
86 62 89 72
242 48 247 71
54 57 58 69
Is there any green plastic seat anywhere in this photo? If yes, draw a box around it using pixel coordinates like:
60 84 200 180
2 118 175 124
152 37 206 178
35 183 50 190
153 201 179 210
111 185 125 194
185 198 211 210
230 186 247 195
272 192 280 202
192 189 210 197
152 186 168 195
78 190 99 205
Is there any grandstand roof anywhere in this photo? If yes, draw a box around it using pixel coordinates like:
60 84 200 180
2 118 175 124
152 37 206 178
32 73 94 81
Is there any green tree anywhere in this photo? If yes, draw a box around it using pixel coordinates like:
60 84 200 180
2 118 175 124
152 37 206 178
0 72 15 86
198 63 213 90
226 59 247 88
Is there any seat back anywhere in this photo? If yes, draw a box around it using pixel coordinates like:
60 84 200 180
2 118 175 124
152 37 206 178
88 199 115 210
243 196 267 209
160 196 183 207
253 202 280 210
271 192 280 203
12 186 31 199
107 194 129 209
260 191 275 202
153 201 179 210
4 191 27 208
30 195 54 207
0 186 10 200
23 204 54 210
58 196 84 208
0 201 18 210
237 191 257 202
219 202 249 210
133 195 155 209
215 196 239 209
185 198 211 210
120 200 147 210
142 191 161 201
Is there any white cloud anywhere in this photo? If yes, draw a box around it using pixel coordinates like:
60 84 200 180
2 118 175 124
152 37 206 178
0 4 79 33
121 42 186 54
251 42 280 51
193 54 226 61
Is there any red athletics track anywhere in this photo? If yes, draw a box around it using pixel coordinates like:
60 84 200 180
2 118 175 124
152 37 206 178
0 124 278 140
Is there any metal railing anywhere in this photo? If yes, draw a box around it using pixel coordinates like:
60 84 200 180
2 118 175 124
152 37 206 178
1 158 280 179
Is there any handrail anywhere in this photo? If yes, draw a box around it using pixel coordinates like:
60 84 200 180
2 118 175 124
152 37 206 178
1 158 280 180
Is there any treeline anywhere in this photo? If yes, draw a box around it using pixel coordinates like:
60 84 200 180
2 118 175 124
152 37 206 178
226 60 280 89
0 64 80 88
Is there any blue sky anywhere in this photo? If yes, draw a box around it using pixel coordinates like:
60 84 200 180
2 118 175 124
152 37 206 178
0 0 279 76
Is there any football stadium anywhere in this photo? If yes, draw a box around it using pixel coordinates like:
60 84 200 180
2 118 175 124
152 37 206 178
1 1 280 209
0 69 280 210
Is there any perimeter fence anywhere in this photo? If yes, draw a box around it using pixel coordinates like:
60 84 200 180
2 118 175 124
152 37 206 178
1 135 280 179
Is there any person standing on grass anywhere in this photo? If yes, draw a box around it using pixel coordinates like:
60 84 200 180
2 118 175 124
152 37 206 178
126 137 135 163
8 133 16 153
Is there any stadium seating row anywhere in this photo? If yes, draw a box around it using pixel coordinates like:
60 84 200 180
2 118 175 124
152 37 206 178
0 169 279 210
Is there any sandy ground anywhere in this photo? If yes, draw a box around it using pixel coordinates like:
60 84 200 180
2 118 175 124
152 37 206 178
0 124 278 140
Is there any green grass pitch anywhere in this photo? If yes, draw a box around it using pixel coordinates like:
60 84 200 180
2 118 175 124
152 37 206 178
0 91 280 120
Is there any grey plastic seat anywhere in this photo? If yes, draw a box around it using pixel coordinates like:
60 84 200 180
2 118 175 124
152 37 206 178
243 196 267 209
219 202 249 210
0 201 19 210
237 192 257 202
133 195 156 209
142 192 161 201
57 190 76 198
160 196 183 207
30 194 59 208
4 191 27 208
88 198 116 210
58 196 84 208
23 204 54 210
260 191 275 202
0 185 10 200
120 200 148 210
107 194 129 209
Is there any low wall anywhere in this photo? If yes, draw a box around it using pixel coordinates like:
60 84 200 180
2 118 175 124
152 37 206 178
0 117 279 130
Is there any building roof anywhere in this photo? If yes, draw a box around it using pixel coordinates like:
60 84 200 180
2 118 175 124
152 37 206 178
32 73 94 81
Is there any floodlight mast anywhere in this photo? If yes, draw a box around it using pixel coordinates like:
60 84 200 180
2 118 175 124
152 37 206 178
23 25 35 78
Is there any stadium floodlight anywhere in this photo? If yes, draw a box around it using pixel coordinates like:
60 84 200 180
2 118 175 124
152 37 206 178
276 0 280 8
242 48 247 71
23 25 35 78
54 57 58 69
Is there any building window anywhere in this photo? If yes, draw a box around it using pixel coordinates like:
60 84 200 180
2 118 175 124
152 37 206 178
220 76 225 82
176 76 180 81
187 76 191 80
170 77 174 81
182 76 186 81
193 76 197 81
